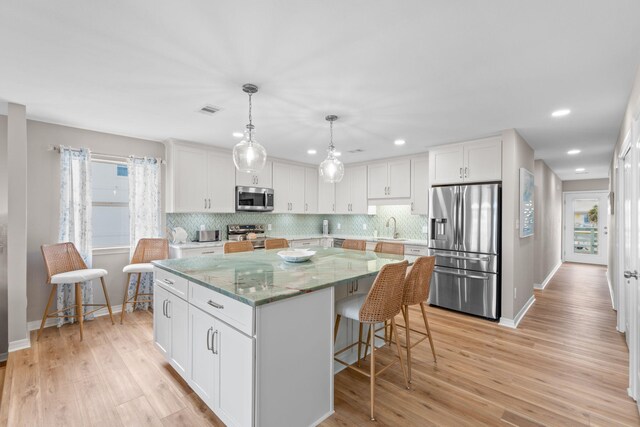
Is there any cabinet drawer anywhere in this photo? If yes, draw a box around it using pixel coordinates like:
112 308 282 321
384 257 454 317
189 282 254 337
404 245 430 256
290 239 320 248
154 268 188 300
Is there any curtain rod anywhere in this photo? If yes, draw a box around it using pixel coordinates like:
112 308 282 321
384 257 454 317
48 145 166 165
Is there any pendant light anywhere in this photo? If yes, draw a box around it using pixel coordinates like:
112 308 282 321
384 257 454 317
233 83 267 173
319 115 344 183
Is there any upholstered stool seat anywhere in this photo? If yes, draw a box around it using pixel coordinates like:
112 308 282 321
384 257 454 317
122 263 154 274
335 294 367 320
50 268 108 284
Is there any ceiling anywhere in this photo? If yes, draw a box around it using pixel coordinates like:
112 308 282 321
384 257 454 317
1 1 639 180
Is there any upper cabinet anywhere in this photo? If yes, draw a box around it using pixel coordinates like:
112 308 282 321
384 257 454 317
235 161 273 188
167 143 234 213
410 155 429 215
272 162 305 213
429 137 502 185
304 167 319 214
335 165 368 214
367 159 411 199
318 180 336 214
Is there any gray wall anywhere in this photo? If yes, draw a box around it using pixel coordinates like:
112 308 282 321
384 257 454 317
501 129 535 322
533 160 562 285
563 178 609 192
0 113 7 356
25 120 165 324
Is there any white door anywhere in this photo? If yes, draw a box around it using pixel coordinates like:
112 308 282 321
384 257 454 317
289 165 306 213
411 156 429 215
255 160 273 188
168 294 189 376
304 167 318 213
388 159 411 198
207 152 235 212
153 285 170 357
350 165 369 214
563 192 609 265
318 180 335 214
189 306 217 407
463 137 502 182
429 144 464 185
174 146 208 212
367 163 388 199
271 162 290 213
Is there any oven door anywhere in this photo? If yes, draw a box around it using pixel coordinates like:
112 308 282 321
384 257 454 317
428 266 499 319
236 186 274 212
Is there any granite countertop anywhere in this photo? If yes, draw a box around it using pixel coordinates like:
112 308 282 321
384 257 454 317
169 241 227 249
153 247 418 307
268 234 431 247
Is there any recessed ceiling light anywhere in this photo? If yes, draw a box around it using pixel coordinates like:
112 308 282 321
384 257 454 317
552 109 571 117
394 139 406 146
307 149 317 155
567 149 581 155
232 132 244 138
334 151 342 157
575 168 586 172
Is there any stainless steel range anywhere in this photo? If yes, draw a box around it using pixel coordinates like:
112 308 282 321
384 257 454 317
227 224 267 249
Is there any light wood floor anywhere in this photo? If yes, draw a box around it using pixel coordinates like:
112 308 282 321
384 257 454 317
0 262 638 426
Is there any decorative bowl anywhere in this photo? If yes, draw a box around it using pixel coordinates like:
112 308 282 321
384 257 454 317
277 249 316 263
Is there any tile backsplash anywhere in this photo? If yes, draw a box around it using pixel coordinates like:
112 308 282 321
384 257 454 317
166 205 428 241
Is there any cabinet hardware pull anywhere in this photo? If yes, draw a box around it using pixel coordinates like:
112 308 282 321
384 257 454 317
208 198 211 209
459 168 463 178
411 202 414 211
305 203 308 211
204 198 207 209
464 167 468 178
162 278 174 285
354 281 359 292
207 300 224 309
206 327 213 351
212 330 219 354
201 251 217 254
162 300 167 317
166 300 171 318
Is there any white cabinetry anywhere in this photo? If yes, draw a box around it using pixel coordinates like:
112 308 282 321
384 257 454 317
235 161 273 188
335 165 368 214
318 181 336 214
169 244 224 259
272 162 305 213
153 282 189 377
367 159 411 199
429 137 502 185
304 167 318 213
410 156 429 215
167 142 234 213
290 238 321 248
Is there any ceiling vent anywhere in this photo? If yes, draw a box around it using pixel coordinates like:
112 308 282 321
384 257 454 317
199 105 222 115
347 149 364 153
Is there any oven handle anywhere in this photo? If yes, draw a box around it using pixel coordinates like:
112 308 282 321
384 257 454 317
434 254 490 262
434 268 491 281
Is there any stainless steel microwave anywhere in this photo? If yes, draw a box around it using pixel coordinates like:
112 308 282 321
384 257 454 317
236 186 274 212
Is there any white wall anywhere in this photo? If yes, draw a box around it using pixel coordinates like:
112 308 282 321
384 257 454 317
501 129 535 324
0 113 7 356
25 120 165 324
533 160 563 286
563 178 609 192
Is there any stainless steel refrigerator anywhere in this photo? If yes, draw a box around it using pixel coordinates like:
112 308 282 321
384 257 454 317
428 183 500 319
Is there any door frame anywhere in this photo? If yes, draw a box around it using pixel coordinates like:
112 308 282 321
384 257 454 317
562 191 609 265
616 130 632 335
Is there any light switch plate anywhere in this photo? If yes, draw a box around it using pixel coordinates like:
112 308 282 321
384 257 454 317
363 224 367 230
267 224 272 231
422 225 428 234
337 223 341 230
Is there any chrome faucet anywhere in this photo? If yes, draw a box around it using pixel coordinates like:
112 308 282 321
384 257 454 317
385 216 398 239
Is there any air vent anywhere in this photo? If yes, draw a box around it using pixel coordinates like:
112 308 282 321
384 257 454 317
347 149 364 153
199 105 221 115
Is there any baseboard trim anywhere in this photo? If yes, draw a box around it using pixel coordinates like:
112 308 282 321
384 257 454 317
0 352 7 362
27 304 124 332
606 271 616 310
8 336 31 353
499 295 536 329
534 261 562 290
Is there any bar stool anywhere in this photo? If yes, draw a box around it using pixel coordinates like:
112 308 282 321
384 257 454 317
342 239 366 251
399 256 437 382
224 241 255 254
374 241 404 255
265 238 289 250
38 242 115 341
121 238 169 323
334 260 409 421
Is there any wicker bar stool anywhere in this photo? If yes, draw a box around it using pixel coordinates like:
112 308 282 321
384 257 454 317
121 238 169 323
334 260 410 421
38 242 115 341
224 241 255 254
342 239 366 251
374 241 404 255
265 238 289 250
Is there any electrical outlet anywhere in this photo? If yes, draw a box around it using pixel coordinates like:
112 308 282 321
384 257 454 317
337 223 341 230
363 224 367 230
514 288 517 300
267 224 272 231
422 225 428 234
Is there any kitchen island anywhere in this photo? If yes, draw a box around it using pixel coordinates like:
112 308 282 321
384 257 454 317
152 247 417 427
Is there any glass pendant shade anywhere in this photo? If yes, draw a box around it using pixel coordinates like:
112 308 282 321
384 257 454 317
233 128 266 174
319 150 344 183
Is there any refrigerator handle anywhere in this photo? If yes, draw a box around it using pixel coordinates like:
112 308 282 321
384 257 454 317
457 187 464 250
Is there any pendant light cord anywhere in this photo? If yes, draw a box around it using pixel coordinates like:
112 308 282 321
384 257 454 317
329 120 334 151
247 93 254 141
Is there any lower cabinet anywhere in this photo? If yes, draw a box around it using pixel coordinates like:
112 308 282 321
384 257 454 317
154 283 189 377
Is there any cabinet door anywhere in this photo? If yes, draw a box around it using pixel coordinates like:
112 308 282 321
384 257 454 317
216 320 254 427
429 144 464 185
169 294 189 377
411 156 429 215
304 167 318 213
174 147 208 212
289 165 306 213
255 160 273 188
334 173 351 214
318 180 335 214
388 159 411 198
367 163 388 199
235 170 255 187
189 306 217 407
464 138 502 182
271 162 290 213
153 285 170 357
349 165 369 214
207 152 235 212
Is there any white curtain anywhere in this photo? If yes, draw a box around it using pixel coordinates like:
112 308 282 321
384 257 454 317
58 146 94 326
126 156 161 311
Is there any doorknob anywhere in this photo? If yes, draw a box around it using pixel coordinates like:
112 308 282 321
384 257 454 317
624 270 638 279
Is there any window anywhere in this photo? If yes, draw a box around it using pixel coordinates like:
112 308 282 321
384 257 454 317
92 161 129 248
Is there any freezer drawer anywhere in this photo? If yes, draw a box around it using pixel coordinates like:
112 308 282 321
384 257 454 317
429 249 498 274
428 266 499 319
